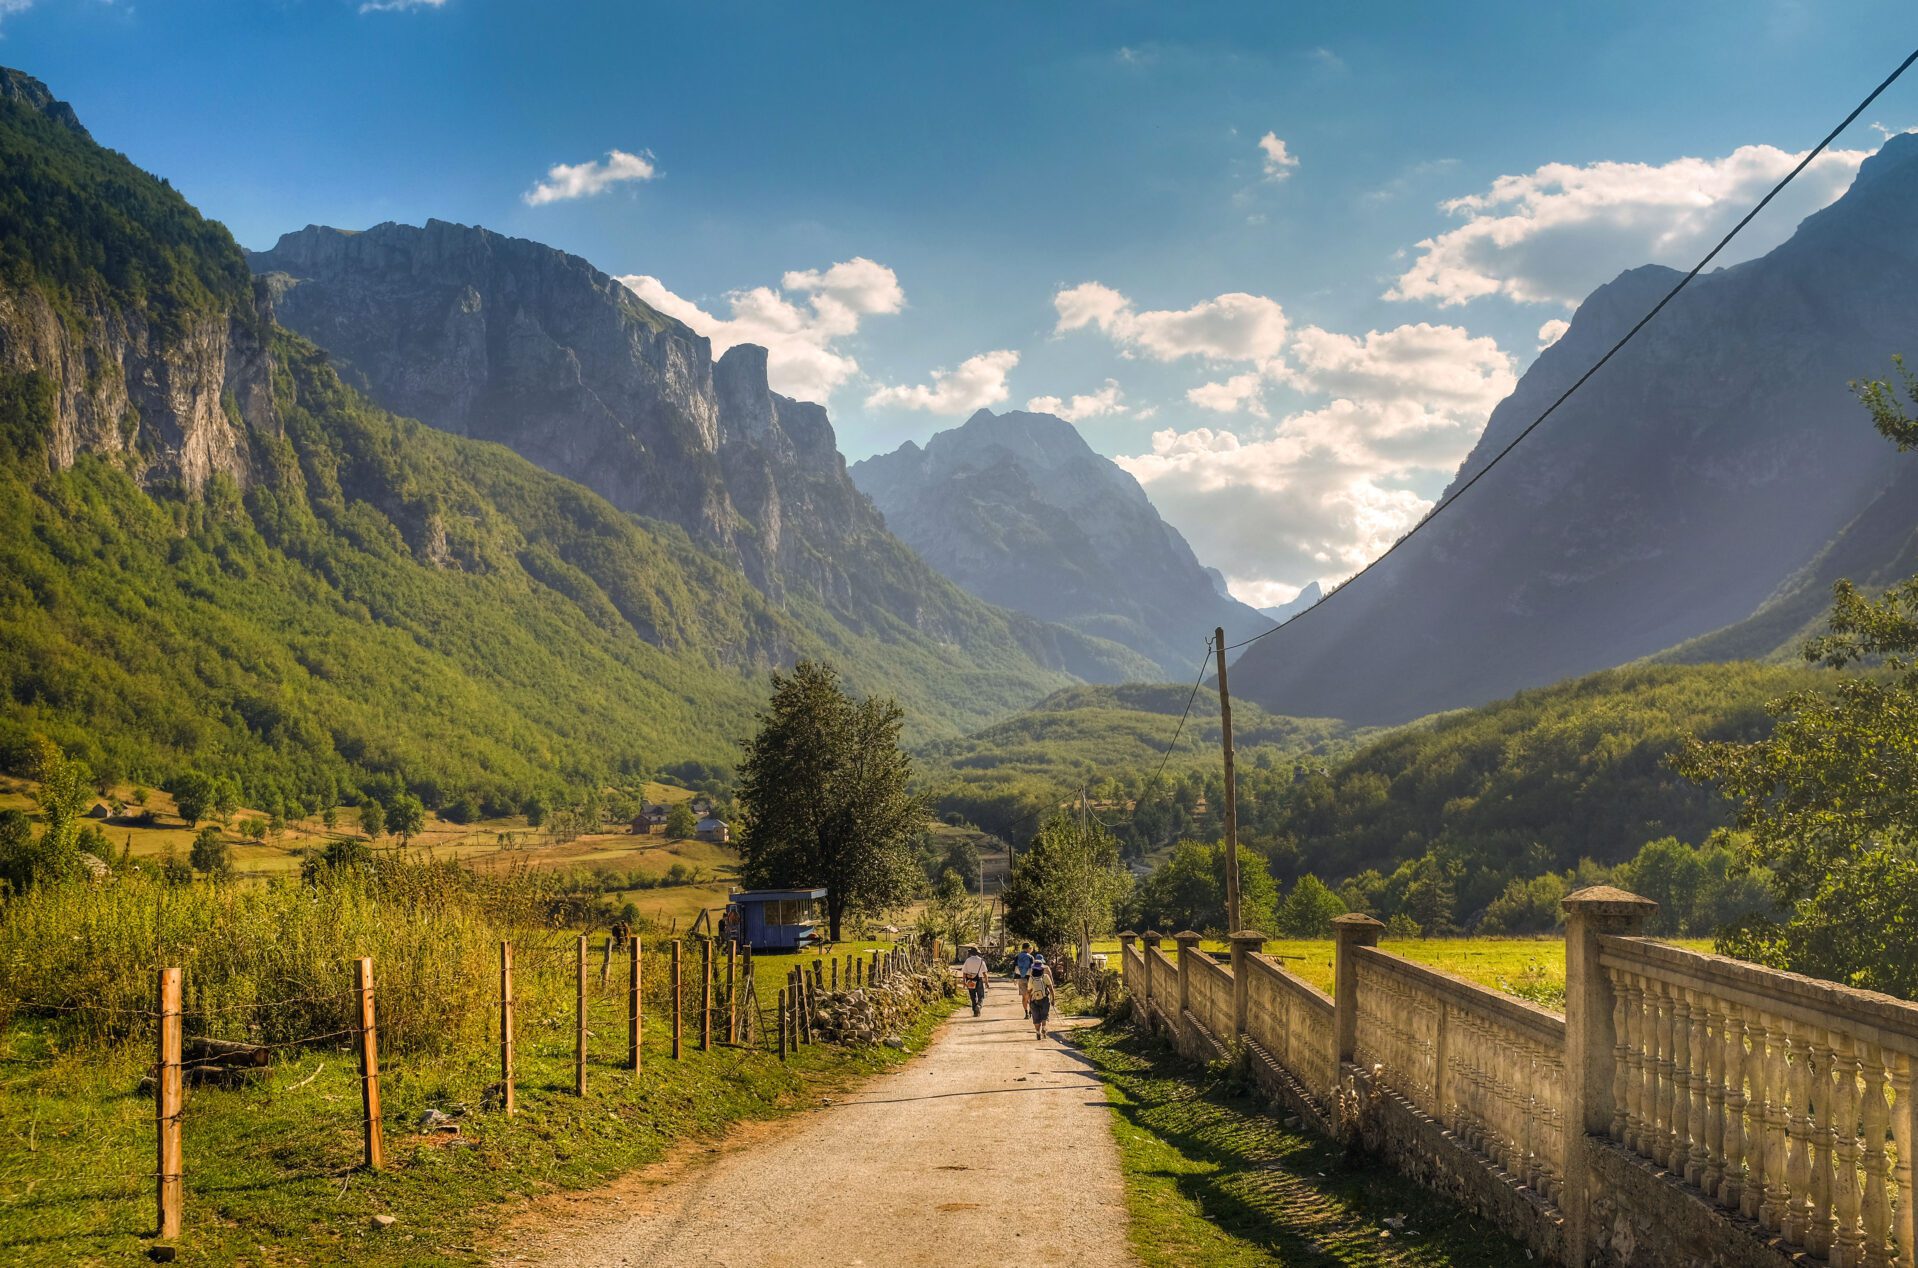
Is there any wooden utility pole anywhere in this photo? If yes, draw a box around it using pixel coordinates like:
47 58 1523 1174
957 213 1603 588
1215 626 1241 933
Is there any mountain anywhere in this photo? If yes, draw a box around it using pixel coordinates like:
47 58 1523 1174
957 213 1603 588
248 224 1150 687
849 408 1271 678
1229 134 1918 725
1260 581 1322 624
0 67 1144 818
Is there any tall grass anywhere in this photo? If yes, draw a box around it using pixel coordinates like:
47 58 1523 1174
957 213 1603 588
0 858 627 1054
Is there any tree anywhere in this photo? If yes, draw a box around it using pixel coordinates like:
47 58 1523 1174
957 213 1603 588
170 770 213 826
1002 812 1131 951
735 661 927 940
387 794 427 847
1677 360 1918 997
921 868 984 950
665 802 698 840
189 824 231 878
5 738 93 889
359 799 386 840
1275 873 1347 937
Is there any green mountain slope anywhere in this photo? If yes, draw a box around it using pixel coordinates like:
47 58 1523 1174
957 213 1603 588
0 67 1139 815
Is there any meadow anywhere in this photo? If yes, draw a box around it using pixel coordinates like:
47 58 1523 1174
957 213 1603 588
0 860 944 1264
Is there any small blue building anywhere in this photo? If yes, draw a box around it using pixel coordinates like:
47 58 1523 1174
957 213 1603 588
725 888 827 952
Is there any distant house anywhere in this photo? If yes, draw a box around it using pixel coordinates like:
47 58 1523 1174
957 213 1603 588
631 804 670 835
690 796 714 816
695 815 730 844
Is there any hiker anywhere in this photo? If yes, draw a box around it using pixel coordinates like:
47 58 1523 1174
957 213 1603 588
1027 954 1055 1040
960 945 989 1016
1014 943 1034 1018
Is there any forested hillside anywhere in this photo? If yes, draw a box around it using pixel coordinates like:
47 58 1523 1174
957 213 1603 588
0 68 1129 821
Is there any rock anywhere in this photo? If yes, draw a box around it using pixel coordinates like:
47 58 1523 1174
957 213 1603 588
883 1037 906 1050
371 1214 396 1231
148 1247 177 1263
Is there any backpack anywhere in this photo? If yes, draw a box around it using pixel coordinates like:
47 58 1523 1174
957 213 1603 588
1029 973 1053 1002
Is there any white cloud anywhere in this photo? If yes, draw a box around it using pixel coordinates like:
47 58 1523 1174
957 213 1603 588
1537 318 1570 350
1257 132 1299 181
1281 322 1515 414
0 0 33 24
523 149 658 206
1186 373 1269 417
1387 142 1870 307
867 350 1020 415
359 0 446 13
1052 282 1289 364
1027 379 1126 423
617 257 903 403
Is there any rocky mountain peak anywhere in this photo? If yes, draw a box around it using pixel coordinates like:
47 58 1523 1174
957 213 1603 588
0 68 89 139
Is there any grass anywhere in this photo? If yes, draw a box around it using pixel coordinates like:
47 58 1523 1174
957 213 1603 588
1092 935 1715 1010
0 939 954 1265
1074 1022 1533 1267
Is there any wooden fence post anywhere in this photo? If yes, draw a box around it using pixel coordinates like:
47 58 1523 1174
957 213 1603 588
701 938 713 1052
155 966 183 1241
354 956 384 1170
671 941 683 1059
777 984 789 1061
831 958 839 991
499 941 516 1116
727 941 738 1045
574 934 587 1096
600 933 612 987
627 934 642 1072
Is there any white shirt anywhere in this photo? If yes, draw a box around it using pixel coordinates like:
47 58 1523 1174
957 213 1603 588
961 954 988 981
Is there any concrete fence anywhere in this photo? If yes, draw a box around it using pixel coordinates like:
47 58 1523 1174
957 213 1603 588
1118 886 1918 1268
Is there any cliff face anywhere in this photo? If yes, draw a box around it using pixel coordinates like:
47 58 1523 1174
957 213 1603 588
850 408 1272 678
250 221 1154 681
1227 133 1918 725
0 69 272 492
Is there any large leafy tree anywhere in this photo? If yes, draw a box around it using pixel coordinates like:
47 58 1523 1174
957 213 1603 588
1129 838 1279 934
736 660 926 939
1002 812 1132 951
1677 360 1918 997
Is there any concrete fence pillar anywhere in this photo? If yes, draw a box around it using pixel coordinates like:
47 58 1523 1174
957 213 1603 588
1562 885 1658 1267
1229 930 1264 1039
1117 931 1138 1015
1174 931 1202 1022
1332 913 1384 1065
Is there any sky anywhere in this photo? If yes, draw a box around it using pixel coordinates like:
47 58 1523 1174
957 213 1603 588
8 0 1917 606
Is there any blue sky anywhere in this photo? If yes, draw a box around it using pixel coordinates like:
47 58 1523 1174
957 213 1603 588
8 0 1917 603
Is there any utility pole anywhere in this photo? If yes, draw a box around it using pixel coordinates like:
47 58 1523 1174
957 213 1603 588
1215 626 1241 933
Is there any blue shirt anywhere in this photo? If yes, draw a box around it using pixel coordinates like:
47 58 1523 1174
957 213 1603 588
1014 951 1033 976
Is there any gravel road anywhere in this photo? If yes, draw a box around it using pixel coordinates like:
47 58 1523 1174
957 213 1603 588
507 974 1135 1267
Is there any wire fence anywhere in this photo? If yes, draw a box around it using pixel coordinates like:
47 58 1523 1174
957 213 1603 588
0 934 941 1248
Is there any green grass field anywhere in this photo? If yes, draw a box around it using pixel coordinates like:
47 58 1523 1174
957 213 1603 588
1077 1022 1533 1266
1093 935 1715 1010
0 944 954 1265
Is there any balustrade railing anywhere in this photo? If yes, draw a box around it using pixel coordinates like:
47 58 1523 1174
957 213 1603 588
1147 945 1178 1020
1601 936 1918 1268
1354 947 1569 1205
1189 952 1232 1039
1244 954 1336 1107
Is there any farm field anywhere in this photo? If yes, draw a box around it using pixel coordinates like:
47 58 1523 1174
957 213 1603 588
1091 935 1716 1008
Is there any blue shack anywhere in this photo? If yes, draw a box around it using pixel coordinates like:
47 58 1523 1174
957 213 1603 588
725 888 827 952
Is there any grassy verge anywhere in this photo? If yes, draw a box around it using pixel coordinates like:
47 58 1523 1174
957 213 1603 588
0 989 955 1265
1074 1022 1532 1267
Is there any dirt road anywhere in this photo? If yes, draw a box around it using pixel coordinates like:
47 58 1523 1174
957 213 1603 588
509 975 1134 1267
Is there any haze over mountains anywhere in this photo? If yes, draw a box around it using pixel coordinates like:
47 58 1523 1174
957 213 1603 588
1229 133 1918 725
850 409 1271 678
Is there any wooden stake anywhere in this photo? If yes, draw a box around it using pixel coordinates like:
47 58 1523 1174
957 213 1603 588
600 933 612 987
1215 625 1242 934
627 934 642 1071
700 938 713 1052
727 942 738 1045
155 966 183 1241
500 941 515 1116
354 956 384 1170
574 934 587 1096
671 941 683 1059
777 984 789 1061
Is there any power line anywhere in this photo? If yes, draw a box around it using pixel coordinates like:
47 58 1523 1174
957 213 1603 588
1223 43 1918 656
1147 644 1214 789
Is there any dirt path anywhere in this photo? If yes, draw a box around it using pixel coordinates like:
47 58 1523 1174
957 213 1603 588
507 975 1135 1267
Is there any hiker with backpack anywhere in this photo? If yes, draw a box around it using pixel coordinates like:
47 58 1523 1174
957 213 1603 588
960 945 989 1017
1027 954 1056 1040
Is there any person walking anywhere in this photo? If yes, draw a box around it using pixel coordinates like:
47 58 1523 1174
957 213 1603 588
1013 943 1034 1018
960 945 989 1017
1027 954 1055 1041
